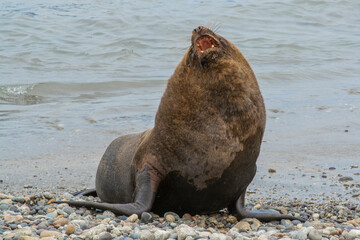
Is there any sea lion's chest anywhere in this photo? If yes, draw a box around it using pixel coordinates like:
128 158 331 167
163 112 244 190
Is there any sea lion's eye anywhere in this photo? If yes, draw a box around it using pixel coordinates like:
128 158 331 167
218 37 227 45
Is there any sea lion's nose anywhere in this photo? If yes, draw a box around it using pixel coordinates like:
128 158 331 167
193 26 204 34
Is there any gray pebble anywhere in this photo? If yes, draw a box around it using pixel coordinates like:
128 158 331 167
130 233 141 239
170 233 178 239
292 220 301 225
36 229 45 235
0 203 10 211
11 197 26 203
8 205 19 212
9 224 17 230
308 228 322 240
43 192 53 199
98 232 114 240
81 224 90 230
291 230 307 240
281 219 292 227
46 211 57 219
63 206 75 215
303 221 312 227
141 212 153 224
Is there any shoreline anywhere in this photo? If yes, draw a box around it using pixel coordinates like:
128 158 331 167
0 192 359 240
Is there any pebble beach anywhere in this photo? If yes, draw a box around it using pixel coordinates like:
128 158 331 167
1 191 359 240
1 0 360 239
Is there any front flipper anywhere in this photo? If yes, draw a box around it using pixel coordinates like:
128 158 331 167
54 167 157 216
234 190 304 222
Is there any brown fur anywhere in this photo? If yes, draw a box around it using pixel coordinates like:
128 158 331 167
134 26 265 191
58 27 302 221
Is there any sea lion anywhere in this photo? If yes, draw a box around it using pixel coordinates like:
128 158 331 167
57 26 299 221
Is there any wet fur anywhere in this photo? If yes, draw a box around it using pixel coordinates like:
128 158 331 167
57 27 300 220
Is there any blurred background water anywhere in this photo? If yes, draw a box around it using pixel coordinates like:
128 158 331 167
0 0 359 197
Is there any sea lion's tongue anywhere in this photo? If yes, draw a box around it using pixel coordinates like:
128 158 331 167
198 37 212 51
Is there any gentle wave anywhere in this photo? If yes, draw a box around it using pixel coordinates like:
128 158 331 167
0 80 166 105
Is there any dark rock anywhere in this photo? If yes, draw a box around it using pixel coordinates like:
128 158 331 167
141 212 153 224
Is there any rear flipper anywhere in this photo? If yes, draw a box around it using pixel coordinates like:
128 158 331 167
71 188 97 197
233 190 304 222
54 167 158 216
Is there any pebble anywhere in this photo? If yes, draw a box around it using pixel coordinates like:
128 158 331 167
127 213 139 222
40 230 61 238
232 221 251 231
66 224 76 235
344 229 360 239
176 224 197 240
165 214 176 222
308 228 322 240
62 206 75 215
0 193 358 240
98 232 114 240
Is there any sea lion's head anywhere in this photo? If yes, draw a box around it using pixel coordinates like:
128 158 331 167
188 26 241 70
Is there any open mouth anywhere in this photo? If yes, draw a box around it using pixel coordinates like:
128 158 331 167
196 35 218 54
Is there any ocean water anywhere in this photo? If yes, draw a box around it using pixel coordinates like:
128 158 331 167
1 1 359 194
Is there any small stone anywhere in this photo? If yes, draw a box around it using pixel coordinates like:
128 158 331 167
351 165 358 168
308 228 322 240
40 230 61 238
323 227 339 235
0 203 9 211
182 213 192 220
339 176 353 182
98 232 114 240
268 168 276 173
290 230 307 240
164 212 180 221
165 214 176 222
344 229 360 239
43 192 53 199
140 230 155 240
62 206 75 215
254 204 261 209
281 219 292 227
227 216 237 224
127 213 138 222
81 223 107 238
130 233 141 239
232 221 251 231
66 224 76 235
81 224 90 230
312 213 319 219
209 233 228 240
23 185 33 188
250 218 261 231
53 217 69 228
176 224 197 240
46 211 57 219
103 210 116 218
4 214 23 222
19 237 39 240
154 229 171 240
0 199 12 204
